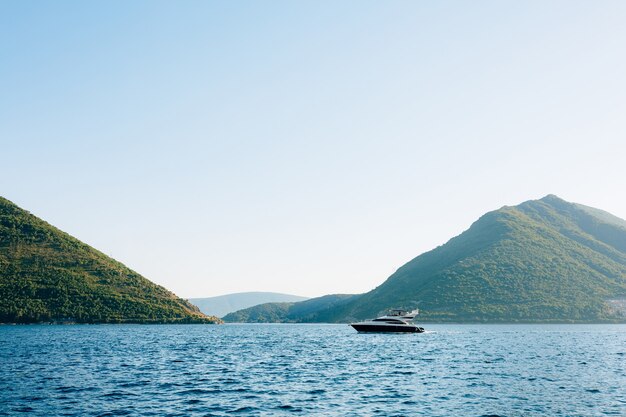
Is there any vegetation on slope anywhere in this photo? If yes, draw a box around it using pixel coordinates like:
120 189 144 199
228 195 626 323
0 197 221 324
332 195 626 323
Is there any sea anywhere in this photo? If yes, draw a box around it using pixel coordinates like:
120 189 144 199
1 324 624 416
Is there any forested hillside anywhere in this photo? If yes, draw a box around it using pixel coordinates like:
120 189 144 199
228 195 626 323
0 197 220 324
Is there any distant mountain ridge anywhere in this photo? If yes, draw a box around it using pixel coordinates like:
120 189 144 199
222 294 357 323
0 197 220 324
226 195 626 323
189 292 308 318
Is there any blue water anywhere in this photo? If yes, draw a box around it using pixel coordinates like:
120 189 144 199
1 324 625 416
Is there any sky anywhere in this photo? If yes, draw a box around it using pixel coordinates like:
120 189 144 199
1 1 626 299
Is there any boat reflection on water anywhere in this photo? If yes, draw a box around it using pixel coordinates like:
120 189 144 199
350 309 425 333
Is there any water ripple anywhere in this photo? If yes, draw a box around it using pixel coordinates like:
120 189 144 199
1 324 625 416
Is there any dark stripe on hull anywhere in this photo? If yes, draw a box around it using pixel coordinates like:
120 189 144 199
351 324 424 333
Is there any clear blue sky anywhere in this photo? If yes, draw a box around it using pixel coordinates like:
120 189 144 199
2 1 625 298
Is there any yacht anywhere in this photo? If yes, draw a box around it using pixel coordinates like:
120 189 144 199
350 309 425 333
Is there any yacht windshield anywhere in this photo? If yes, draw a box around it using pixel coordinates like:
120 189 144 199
372 318 405 324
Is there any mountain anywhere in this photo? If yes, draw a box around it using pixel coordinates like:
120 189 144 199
0 197 221 324
188 292 309 317
222 294 358 323
228 195 626 323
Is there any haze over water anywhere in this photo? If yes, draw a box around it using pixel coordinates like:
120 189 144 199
2 324 624 416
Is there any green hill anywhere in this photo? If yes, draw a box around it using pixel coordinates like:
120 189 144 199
0 197 221 324
229 195 626 323
335 195 626 323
